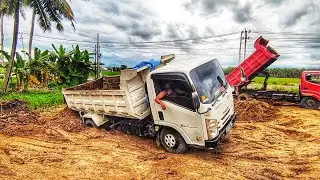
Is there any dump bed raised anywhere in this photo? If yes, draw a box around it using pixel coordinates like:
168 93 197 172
63 54 175 120
226 36 280 89
63 68 151 120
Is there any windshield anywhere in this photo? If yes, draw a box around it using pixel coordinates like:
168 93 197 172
190 60 226 104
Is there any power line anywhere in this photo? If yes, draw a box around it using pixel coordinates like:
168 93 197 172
19 31 238 45
252 30 320 36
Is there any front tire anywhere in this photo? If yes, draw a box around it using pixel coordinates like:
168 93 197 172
160 128 188 154
301 97 320 109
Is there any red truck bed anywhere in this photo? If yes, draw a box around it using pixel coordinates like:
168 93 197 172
226 36 280 89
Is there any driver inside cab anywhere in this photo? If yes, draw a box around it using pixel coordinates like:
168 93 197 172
154 82 188 110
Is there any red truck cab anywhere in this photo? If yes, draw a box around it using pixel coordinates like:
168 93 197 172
300 71 320 109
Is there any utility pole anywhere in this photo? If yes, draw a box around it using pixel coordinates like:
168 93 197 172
94 45 97 79
96 33 100 79
243 29 248 61
243 29 251 60
238 30 243 64
19 32 26 59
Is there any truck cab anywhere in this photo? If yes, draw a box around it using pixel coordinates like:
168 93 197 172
147 59 236 153
300 71 320 109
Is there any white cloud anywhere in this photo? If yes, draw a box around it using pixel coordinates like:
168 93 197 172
2 0 320 68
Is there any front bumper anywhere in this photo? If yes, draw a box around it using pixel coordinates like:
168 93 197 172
205 113 236 148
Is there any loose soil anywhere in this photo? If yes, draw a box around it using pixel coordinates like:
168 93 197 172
0 99 319 179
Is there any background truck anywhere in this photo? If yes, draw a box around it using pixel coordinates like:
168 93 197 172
63 56 236 153
227 36 320 109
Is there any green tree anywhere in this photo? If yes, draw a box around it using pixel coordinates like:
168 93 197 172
1 0 23 93
27 0 75 60
0 1 8 65
51 44 92 86
13 52 29 90
120 65 128 70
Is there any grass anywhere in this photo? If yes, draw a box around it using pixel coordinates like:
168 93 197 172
0 90 64 110
252 77 300 86
248 77 300 93
102 71 120 76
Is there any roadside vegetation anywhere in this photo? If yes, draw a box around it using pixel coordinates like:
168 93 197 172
101 71 120 76
0 90 63 109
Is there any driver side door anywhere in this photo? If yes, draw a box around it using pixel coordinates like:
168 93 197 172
150 73 205 146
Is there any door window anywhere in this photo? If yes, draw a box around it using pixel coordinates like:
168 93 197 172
153 78 194 110
306 74 320 84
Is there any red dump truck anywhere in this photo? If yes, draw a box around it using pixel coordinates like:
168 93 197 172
226 36 320 109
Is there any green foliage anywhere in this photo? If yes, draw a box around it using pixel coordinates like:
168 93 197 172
0 90 64 109
252 77 300 86
51 44 93 86
102 71 120 76
223 67 235 75
223 67 320 78
25 47 55 85
0 67 5 73
0 50 29 90
111 65 128 72
26 0 75 32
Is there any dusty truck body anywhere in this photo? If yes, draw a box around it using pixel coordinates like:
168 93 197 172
63 57 236 153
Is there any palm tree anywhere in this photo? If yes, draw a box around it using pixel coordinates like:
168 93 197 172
27 0 75 60
0 1 9 65
1 0 22 93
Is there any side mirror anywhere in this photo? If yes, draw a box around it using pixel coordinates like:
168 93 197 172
217 76 226 87
191 92 200 110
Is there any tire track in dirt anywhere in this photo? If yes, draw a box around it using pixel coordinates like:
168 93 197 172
0 100 319 179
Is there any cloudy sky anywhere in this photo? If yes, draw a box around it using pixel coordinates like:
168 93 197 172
3 0 320 68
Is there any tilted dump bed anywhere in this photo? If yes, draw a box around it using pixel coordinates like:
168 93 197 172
63 54 175 120
226 36 280 89
63 68 151 120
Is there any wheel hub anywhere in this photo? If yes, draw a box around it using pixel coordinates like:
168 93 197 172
307 99 316 107
164 134 176 147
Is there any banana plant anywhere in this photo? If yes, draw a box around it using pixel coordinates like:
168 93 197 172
24 47 53 86
51 44 93 86
0 50 29 91
13 52 29 91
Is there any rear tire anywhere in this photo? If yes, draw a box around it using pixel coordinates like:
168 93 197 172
301 97 320 109
160 128 188 154
84 119 97 128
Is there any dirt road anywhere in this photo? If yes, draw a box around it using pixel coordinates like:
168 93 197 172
0 100 319 179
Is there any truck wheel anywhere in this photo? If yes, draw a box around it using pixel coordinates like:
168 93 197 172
301 97 320 109
84 119 97 128
238 93 249 101
160 128 188 154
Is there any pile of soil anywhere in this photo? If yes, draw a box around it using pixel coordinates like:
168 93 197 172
0 100 85 141
40 107 85 132
0 100 38 128
235 99 279 122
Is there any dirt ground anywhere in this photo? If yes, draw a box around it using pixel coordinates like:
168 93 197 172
0 99 319 179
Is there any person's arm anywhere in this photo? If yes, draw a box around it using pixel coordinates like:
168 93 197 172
155 91 167 110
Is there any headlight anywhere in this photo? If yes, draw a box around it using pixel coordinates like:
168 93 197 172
205 119 219 139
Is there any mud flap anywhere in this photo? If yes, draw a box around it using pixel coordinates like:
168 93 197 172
156 132 162 148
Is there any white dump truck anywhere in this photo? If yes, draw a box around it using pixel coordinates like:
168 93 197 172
63 55 236 153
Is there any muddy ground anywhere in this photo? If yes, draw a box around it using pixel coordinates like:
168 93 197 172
0 99 319 179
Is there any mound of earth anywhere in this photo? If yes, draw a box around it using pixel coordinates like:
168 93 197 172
235 99 279 122
39 107 85 132
0 100 38 127
0 100 85 141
